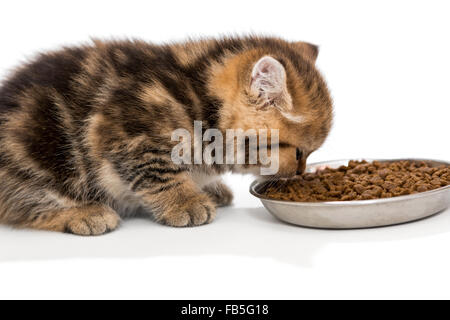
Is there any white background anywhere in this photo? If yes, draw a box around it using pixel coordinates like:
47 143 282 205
0 0 449 299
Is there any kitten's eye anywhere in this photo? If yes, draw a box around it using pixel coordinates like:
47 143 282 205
296 148 303 161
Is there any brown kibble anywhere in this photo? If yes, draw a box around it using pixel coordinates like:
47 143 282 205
370 176 384 186
372 186 383 197
262 160 449 202
350 164 368 174
378 169 390 179
361 190 376 199
385 174 396 181
382 181 396 191
348 160 358 168
416 185 429 192
327 190 341 197
403 180 414 188
303 173 315 181
419 167 433 174
431 178 443 186
353 184 365 194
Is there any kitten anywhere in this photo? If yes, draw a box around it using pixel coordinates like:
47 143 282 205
0 36 332 235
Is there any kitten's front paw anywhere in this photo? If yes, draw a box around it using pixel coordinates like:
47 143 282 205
64 206 120 236
203 182 233 207
159 194 216 227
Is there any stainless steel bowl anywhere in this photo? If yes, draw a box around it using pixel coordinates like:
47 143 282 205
250 159 450 229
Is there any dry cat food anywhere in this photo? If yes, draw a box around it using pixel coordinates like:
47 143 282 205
262 160 450 202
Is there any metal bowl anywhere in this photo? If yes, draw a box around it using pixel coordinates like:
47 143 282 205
250 159 450 229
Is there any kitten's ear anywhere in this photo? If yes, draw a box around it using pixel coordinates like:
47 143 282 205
250 56 292 111
292 41 319 63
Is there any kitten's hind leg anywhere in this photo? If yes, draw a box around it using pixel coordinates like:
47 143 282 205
28 205 121 236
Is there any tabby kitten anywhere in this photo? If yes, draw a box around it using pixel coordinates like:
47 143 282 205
0 36 332 235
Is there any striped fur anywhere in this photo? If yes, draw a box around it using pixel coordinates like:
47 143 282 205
0 36 332 235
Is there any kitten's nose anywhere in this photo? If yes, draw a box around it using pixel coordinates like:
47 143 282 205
296 148 303 161
296 148 306 175
296 164 306 176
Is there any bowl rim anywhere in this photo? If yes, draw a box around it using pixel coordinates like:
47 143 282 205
249 158 450 207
